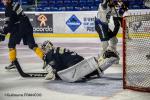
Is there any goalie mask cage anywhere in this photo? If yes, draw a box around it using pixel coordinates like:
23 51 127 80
123 14 150 92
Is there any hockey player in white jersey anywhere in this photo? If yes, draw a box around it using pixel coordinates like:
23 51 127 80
95 0 118 62
41 40 119 82
95 0 128 64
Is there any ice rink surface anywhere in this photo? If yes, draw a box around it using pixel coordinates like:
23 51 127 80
0 38 150 100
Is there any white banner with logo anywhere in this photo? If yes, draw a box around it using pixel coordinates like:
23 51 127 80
53 11 97 34
53 9 150 34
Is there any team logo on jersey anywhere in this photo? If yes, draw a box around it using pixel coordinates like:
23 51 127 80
66 15 81 32
38 14 48 27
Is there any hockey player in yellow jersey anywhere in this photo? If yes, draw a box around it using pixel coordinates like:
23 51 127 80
0 0 44 70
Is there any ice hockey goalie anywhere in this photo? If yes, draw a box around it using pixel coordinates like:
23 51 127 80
41 40 119 82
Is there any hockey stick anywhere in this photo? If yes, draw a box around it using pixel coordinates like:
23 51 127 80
15 60 48 77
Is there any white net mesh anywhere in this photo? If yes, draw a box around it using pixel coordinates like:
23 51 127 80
123 14 150 92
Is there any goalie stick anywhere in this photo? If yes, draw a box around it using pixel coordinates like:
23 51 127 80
15 60 48 77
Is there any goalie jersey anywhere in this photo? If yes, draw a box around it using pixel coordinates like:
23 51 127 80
44 47 84 72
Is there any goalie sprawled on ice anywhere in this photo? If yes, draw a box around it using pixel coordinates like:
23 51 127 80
42 41 119 82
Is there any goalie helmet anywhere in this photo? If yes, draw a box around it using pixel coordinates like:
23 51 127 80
41 40 53 53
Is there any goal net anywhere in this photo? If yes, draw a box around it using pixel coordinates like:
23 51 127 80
123 14 150 92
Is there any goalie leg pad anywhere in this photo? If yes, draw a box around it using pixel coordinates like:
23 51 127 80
57 57 99 82
98 57 118 71
57 57 118 82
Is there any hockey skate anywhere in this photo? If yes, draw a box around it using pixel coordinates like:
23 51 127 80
98 50 119 65
105 49 120 64
5 62 16 70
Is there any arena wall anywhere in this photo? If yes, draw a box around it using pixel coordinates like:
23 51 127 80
0 9 150 43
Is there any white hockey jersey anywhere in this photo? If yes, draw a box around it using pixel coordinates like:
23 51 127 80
97 4 111 23
97 3 121 21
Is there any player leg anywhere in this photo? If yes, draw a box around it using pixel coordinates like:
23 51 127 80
108 17 120 51
25 31 44 60
5 48 17 70
108 36 120 64
33 46 44 60
95 17 110 58
108 36 118 52
5 34 17 70
107 17 121 64
101 41 109 56
112 17 121 38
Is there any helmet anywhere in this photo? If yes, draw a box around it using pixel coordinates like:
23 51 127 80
41 40 53 53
